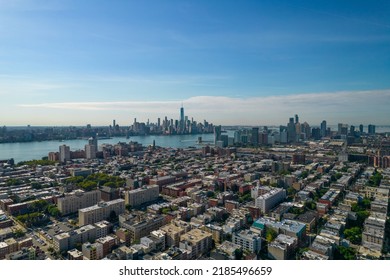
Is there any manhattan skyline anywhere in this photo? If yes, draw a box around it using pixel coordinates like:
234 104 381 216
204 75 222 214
1 0 390 126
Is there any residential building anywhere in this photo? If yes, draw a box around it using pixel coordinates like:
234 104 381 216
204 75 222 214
68 248 83 260
82 242 103 260
124 185 159 207
232 230 261 253
53 224 97 252
180 229 212 259
160 223 185 247
255 188 286 213
120 214 165 242
59 145 70 163
268 234 298 260
78 199 125 226
57 190 101 216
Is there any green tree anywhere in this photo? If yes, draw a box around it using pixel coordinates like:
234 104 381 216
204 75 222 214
361 198 371 209
31 182 43 190
305 201 316 210
206 191 216 198
344 227 362 244
334 246 356 260
162 208 171 214
290 207 304 215
234 249 243 260
7 178 24 186
47 205 61 218
266 228 278 243
368 172 382 186
13 228 25 238
30 199 49 212
17 159 56 166
301 170 309 179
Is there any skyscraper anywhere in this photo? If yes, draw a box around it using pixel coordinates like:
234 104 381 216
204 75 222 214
214 125 222 146
294 114 299 124
89 135 98 151
320 120 327 138
251 127 259 146
85 144 97 159
359 124 364 134
180 104 185 132
287 117 296 143
59 145 70 163
368 124 376 135
338 123 348 136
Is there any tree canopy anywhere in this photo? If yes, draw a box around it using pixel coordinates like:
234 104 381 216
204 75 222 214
65 173 126 191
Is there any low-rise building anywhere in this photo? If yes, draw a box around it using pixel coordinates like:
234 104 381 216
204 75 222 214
68 248 83 260
232 230 261 253
268 234 297 260
120 214 165 243
82 242 104 260
179 229 212 259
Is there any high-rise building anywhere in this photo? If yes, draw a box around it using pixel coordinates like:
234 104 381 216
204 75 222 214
338 123 348 136
368 124 376 135
301 122 311 139
320 120 327 138
180 105 185 132
59 145 70 163
359 124 364 134
214 125 222 146
89 135 98 151
295 114 299 124
287 117 296 143
350 125 355 136
251 127 259 146
311 127 321 140
85 144 97 159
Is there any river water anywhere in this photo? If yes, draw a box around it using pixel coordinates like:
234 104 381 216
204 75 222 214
0 134 215 163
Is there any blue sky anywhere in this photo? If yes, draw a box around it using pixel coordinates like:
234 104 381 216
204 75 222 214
1 0 389 126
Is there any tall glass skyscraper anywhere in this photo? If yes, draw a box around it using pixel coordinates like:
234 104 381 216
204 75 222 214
180 104 185 132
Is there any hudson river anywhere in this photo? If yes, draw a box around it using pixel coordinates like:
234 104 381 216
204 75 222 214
0 134 215 163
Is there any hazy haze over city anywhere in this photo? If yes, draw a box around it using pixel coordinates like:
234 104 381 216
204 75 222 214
1 0 389 126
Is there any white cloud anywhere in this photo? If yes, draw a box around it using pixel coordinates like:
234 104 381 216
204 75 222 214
17 89 390 125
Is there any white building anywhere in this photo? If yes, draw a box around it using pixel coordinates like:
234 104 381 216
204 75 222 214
124 185 159 207
78 199 125 226
82 242 103 260
85 144 97 159
255 188 286 213
232 230 261 253
59 145 70 163
57 190 101 215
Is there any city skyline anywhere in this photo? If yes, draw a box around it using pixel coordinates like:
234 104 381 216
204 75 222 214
1 1 390 125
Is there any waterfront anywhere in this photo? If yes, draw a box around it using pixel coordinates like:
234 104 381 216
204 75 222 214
0 134 215 163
